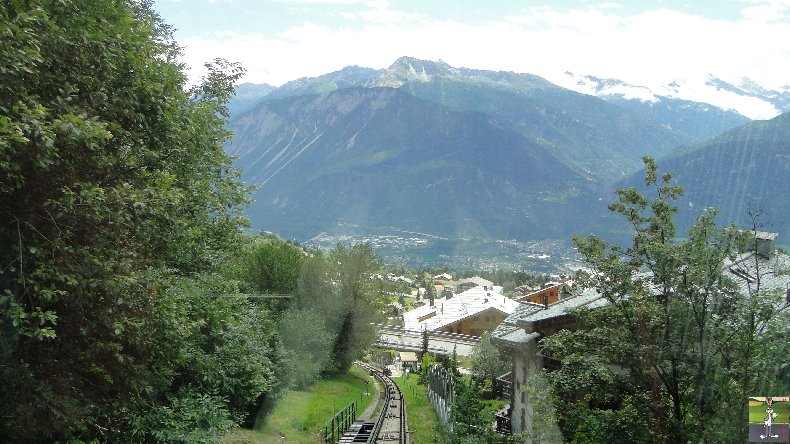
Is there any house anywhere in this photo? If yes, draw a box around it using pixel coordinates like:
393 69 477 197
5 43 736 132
399 351 419 372
456 276 494 293
491 232 790 438
433 273 453 281
403 285 519 336
387 273 414 285
514 281 572 306
490 288 606 436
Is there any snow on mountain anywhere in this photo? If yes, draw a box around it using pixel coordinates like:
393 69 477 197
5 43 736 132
551 72 784 120
551 72 660 103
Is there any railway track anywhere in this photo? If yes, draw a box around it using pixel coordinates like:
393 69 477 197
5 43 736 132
341 362 407 444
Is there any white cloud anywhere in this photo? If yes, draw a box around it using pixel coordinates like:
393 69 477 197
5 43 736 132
175 2 790 93
330 0 424 24
741 2 790 21
273 0 368 4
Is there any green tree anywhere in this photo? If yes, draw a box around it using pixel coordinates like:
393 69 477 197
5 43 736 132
469 331 508 398
541 157 784 443
228 233 305 315
426 280 436 306
448 378 513 444
421 328 430 358
295 251 333 310
0 0 254 439
324 243 386 373
279 308 333 388
233 234 304 295
521 371 563 444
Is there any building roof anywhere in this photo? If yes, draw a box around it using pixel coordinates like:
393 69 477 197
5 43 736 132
515 281 572 302
399 351 418 362
403 285 518 331
725 251 790 297
490 302 544 348
515 287 605 325
456 276 494 288
754 231 779 241
491 287 609 349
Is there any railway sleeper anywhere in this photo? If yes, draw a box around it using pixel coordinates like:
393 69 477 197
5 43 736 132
381 431 401 441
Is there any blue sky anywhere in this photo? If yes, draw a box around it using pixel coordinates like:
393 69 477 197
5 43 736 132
154 0 790 90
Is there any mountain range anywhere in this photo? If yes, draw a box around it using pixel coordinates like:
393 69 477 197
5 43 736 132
226 57 790 263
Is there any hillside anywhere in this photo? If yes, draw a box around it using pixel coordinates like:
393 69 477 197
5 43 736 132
228 82 275 116
612 112 790 237
249 57 694 181
229 87 601 241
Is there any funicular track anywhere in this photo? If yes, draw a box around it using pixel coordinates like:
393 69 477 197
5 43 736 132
340 361 407 444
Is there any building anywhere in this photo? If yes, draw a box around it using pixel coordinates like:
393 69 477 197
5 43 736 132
456 276 495 293
399 351 419 372
491 232 790 438
403 285 519 336
514 281 571 306
490 288 606 436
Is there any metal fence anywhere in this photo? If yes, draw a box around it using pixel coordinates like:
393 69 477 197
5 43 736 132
319 399 357 444
427 364 455 432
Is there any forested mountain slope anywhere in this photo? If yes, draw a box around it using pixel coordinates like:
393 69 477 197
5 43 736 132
230 87 601 241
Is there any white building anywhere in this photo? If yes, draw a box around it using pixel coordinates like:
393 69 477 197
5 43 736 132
403 285 519 336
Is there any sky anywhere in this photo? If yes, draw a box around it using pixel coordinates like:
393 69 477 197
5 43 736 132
154 0 790 91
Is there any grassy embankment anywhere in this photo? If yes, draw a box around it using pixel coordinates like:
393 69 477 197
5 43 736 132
224 366 374 444
393 374 446 444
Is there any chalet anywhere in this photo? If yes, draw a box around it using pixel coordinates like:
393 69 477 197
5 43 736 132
514 281 572 306
456 276 494 293
491 288 606 436
387 273 414 285
403 285 519 336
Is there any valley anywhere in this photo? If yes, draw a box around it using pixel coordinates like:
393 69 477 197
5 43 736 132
303 227 579 272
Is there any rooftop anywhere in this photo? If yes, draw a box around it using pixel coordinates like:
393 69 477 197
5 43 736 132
515 287 605 325
490 302 544 348
754 231 779 241
403 285 517 331
725 251 790 295
399 351 418 363
456 276 494 288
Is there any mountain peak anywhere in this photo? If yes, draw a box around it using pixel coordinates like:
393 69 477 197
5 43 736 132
368 56 454 88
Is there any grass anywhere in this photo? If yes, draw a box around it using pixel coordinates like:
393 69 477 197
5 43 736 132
749 400 789 425
393 374 446 444
223 366 374 444
482 398 507 418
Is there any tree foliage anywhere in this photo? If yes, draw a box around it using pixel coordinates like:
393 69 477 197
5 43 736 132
469 331 508 397
272 243 387 387
426 280 436 306
0 1 270 440
231 234 304 295
325 243 386 374
447 378 516 444
541 157 786 443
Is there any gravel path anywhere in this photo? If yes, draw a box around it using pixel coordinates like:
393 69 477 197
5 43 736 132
358 372 382 420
